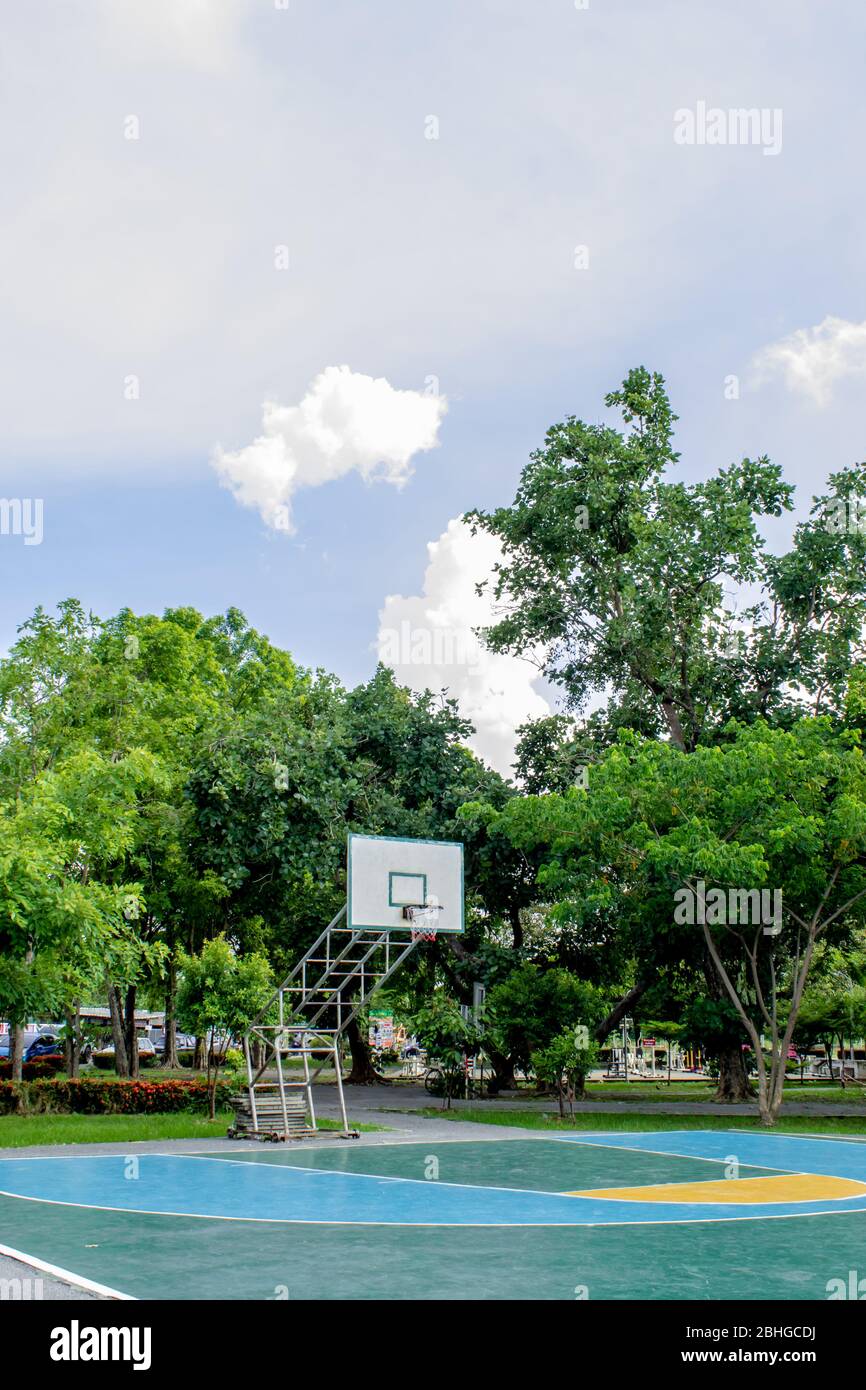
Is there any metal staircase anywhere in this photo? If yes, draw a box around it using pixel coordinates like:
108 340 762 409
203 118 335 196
231 906 422 1140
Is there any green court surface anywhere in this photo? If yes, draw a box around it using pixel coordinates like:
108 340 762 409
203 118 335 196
2 1133 864 1300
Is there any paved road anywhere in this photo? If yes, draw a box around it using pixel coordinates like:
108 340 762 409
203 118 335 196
325 1082 866 1118
0 1253 105 1302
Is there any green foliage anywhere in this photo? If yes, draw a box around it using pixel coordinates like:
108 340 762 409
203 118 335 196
486 963 606 1070
681 996 750 1057
490 717 866 1120
0 1077 238 1116
176 936 273 1042
534 1027 600 1113
470 368 866 755
514 715 591 795
413 994 479 1064
467 368 798 750
175 935 273 1117
412 994 481 1103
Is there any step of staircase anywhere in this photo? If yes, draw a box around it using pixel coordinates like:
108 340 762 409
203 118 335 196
227 1089 312 1140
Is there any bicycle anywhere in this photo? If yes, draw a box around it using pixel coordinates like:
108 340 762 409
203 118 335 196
424 1065 485 1100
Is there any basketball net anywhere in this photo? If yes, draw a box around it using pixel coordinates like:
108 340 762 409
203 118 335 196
405 901 441 941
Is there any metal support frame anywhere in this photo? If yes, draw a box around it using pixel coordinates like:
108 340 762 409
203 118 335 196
238 905 422 1139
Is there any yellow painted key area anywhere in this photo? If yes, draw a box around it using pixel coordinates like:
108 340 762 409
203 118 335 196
566 1173 866 1204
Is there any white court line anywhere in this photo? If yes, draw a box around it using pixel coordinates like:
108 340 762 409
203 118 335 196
726 1127 866 1148
2 1185 865 1228
0 1241 135 1300
0 1140 822 1204
1 1149 622 1204
169 1148 782 1205
3 1136 863 1231
0 1134 538 1162
549 1134 808 1177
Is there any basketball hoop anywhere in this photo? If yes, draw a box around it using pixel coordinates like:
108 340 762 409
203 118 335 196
347 834 463 935
403 902 441 940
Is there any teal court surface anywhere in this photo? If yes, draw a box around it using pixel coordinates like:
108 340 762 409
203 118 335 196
2 1130 866 1300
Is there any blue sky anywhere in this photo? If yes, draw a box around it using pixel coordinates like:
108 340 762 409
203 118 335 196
2 0 865 770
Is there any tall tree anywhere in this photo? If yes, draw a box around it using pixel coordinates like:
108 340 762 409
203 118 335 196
469 368 866 1097
496 719 866 1123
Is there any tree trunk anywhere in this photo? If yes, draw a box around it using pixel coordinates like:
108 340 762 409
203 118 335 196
107 982 130 1077
194 1035 206 1071
713 1043 755 1102
11 942 33 1083
594 979 648 1047
660 699 687 750
702 956 755 1102
343 1017 387 1084
508 903 524 951
207 1032 225 1121
124 986 139 1080
64 1005 80 1079
486 1045 516 1094
10 1023 25 1083
163 956 179 1069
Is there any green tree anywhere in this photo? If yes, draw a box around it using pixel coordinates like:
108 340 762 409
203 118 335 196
486 962 606 1084
470 371 866 1099
470 368 866 749
413 994 480 1108
176 935 274 1119
0 756 164 1080
534 1027 600 1114
496 719 866 1124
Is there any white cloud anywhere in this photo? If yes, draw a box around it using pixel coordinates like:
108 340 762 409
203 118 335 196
212 366 447 531
96 0 249 71
752 316 866 406
377 517 551 777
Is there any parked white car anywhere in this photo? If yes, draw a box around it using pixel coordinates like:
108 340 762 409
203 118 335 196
92 1037 158 1069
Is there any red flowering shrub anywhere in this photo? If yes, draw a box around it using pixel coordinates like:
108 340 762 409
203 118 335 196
0 1077 236 1116
0 1056 66 1080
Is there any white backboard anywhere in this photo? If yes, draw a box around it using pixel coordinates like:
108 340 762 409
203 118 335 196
347 834 464 933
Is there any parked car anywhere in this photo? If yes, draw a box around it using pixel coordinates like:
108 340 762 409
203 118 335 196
0 1032 65 1074
24 1034 64 1063
1 1023 59 1054
92 1036 158 1070
149 1028 197 1056
2 1028 66 1059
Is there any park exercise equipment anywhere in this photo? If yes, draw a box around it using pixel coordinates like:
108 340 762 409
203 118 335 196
230 834 464 1140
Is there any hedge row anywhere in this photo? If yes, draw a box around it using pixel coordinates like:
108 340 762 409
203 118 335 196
0 1058 65 1081
0 1077 238 1116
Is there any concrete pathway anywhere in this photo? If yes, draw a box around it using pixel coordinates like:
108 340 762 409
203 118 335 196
320 1082 866 1118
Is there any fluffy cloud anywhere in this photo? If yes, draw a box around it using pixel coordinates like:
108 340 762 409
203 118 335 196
752 315 866 406
96 0 250 70
377 517 551 777
212 366 447 531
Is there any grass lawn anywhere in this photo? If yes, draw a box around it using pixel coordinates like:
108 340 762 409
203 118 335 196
418 1108 866 1137
580 1081 866 1104
0 1112 385 1148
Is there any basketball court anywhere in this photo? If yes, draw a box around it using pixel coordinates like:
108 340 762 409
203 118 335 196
2 1130 865 1300
4 837 861 1301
